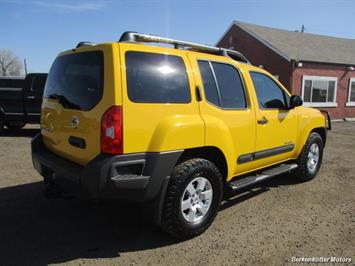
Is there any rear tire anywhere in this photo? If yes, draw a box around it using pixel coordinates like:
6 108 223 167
5 122 25 131
293 132 324 181
161 158 223 239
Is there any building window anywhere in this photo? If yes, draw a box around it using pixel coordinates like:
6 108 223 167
346 78 355 107
301 76 338 107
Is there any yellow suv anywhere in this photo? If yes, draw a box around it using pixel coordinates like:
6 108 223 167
32 32 330 239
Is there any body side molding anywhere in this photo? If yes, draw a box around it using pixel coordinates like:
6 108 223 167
237 144 295 164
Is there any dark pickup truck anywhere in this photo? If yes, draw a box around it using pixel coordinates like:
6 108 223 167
0 73 47 133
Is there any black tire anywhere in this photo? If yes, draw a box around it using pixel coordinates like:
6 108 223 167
5 122 25 131
293 132 324 181
161 158 223 239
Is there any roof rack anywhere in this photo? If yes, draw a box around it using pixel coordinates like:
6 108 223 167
76 41 96 48
119 31 250 64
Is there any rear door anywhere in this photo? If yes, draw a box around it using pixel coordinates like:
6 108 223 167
41 46 117 165
187 53 256 178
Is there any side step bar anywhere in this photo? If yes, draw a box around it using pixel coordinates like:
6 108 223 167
229 163 298 191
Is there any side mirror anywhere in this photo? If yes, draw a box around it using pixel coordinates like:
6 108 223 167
290 95 303 108
264 99 285 109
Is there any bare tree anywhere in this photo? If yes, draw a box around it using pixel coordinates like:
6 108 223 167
0 50 23 77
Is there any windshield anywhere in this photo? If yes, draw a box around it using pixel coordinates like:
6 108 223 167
44 51 103 111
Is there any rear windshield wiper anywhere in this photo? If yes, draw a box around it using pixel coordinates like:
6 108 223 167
48 93 81 110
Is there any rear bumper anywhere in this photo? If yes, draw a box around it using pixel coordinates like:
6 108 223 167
31 134 182 201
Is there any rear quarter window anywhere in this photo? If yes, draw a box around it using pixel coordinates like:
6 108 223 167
125 51 191 103
44 51 103 111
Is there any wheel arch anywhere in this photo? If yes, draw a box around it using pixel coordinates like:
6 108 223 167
311 127 327 145
178 146 228 183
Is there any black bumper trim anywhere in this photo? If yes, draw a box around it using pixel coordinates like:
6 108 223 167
237 144 295 164
31 134 183 201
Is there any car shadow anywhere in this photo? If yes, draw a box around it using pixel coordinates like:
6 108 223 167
0 128 40 138
0 173 303 265
0 181 177 266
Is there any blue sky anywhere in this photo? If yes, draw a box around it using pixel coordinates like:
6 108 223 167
1 0 354 73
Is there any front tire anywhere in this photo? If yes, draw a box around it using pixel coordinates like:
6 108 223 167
161 158 223 239
294 132 324 181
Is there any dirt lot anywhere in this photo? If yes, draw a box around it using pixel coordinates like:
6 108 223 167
0 122 354 266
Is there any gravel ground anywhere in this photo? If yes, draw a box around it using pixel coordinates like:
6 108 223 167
0 122 354 266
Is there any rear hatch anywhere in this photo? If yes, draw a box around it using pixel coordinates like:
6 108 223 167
41 46 117 165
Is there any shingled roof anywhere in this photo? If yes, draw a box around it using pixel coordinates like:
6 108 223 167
219 21 355 65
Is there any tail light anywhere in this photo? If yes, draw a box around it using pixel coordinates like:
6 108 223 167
101 106 123 154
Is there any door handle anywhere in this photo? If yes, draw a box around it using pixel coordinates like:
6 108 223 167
27 96 35 99
257 117 269 125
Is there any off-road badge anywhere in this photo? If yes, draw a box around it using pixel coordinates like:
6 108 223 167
71 115 80 128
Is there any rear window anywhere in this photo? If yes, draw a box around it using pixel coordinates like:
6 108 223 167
125 51 191 103
44 51 103 110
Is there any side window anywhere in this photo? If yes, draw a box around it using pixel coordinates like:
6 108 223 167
250 72 288 109
125 51 191 103
212 62 247 109
198 61 219 106
197 61 247 109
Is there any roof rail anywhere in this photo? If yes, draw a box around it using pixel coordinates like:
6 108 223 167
119 31 250 64
76 42 96 48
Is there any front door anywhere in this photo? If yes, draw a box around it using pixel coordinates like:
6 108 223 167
248 71 298 168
